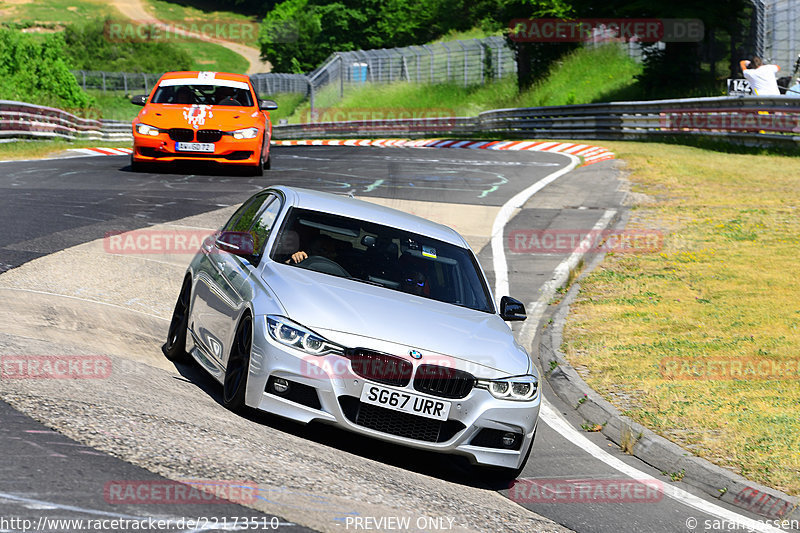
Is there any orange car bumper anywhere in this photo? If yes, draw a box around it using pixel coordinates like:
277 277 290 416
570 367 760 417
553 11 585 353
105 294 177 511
132 132 264 165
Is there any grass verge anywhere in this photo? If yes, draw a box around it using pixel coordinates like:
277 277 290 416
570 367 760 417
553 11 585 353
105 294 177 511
285 44 642 122
0 139 130 160
144 0 253 23
561 141 800 495
173 38 250 73
0 0 121 25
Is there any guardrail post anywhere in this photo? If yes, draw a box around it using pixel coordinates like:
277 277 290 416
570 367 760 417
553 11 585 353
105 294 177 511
123 73 128 93
339 54 344 98
479 44 485 84
458 41 468 87
101 71 106 92
442 43 451 81
423 45 434 83
309 78 315 117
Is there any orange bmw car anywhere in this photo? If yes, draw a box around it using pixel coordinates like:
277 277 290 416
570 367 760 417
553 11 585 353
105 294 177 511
131 71 277 175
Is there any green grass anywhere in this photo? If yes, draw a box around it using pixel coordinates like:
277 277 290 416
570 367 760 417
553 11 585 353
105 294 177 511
518 44 643 106
284 44 643 123
86 90 140 121
171 38 249 73
144 0 253 23
0 139 130 160
561 141 800 495
0 0 121 25
262 93 306 123
432 27 500 42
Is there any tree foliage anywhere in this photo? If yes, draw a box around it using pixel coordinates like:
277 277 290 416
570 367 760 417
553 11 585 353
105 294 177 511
0 28 92 110
262 0 753 97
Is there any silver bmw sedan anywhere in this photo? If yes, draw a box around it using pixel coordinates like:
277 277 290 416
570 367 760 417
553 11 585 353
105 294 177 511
163 185 540 477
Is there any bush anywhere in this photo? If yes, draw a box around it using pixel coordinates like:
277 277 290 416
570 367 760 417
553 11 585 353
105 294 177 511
0 28 92 110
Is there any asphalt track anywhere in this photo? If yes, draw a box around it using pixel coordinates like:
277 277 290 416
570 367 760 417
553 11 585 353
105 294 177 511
0 146 783 533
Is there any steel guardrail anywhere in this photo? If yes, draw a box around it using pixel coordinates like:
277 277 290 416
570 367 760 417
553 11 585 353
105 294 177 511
272 95 800 149
2 96 798 148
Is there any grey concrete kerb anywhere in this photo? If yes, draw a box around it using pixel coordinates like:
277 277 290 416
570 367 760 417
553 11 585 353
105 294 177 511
533 223 800 524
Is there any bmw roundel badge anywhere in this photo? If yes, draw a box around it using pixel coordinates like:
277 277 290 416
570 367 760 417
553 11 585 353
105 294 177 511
409 350 423 360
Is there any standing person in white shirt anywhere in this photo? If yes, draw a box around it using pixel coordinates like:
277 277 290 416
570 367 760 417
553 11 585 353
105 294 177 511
739 56 781 95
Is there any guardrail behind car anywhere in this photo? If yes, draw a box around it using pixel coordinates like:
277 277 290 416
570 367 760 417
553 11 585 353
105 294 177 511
2 95 799 149
0 101 131 142
271 95 800 150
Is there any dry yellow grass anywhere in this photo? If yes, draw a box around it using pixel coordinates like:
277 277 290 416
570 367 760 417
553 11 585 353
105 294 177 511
562 141 800 495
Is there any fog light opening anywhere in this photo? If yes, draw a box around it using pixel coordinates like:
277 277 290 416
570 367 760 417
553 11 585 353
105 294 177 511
501 432 517 449
271 377 290 394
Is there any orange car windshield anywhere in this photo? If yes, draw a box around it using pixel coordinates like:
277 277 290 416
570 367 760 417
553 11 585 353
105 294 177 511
151 84 254 107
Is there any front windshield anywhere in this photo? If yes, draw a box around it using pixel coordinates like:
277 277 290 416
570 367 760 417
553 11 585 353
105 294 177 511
151 83 254 106
270 208 494 313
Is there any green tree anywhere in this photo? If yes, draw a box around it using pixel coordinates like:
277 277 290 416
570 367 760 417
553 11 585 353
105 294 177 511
0 28 92 110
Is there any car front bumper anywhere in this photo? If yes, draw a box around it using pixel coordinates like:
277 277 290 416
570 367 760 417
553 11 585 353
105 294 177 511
132 132 262 165
244 317 540 470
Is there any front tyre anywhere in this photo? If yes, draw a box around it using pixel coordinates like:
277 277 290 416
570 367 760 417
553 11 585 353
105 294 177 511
130 155 147 173
162 277 192 363
223 313 252 412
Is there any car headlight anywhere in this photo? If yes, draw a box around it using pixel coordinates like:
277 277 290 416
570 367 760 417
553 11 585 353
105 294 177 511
135 123 161 136
475 375 539 401
231 127 259 140
266 316 343 356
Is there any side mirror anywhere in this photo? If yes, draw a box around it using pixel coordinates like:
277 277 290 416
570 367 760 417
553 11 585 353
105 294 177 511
215 231 255 257
499 296 526 322
131 95 147 106
259 99 278 111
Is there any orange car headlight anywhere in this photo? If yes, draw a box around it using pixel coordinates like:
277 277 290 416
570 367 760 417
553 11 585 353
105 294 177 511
135 123 162 137
231 127 259 140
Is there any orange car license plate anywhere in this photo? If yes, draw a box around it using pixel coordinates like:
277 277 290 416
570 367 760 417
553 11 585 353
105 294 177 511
175 142 214 152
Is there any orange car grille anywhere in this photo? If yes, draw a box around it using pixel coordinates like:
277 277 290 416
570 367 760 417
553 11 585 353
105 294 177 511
197 130 223 142
167 128 194 142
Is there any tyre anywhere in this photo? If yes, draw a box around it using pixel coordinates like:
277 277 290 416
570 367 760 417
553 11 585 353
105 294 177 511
130 156 146 173
263 154 271 170
249 140 265 176
162 277 192 363
250 161 264 177
223 313 252 412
